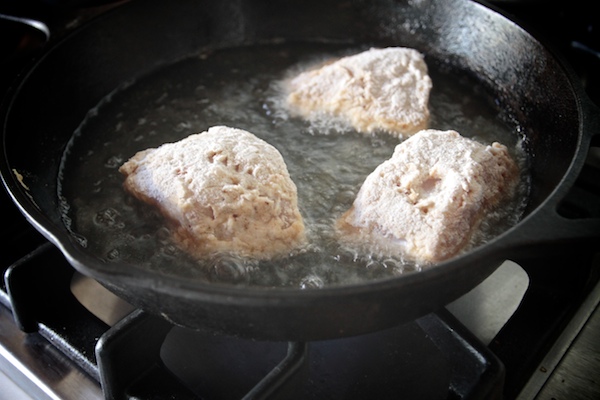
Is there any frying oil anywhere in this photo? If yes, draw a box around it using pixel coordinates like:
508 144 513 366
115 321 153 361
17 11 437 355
58 42 529 288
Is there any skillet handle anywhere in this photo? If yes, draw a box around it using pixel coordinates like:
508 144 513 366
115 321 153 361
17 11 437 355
503 95 600 261
503 207 600 262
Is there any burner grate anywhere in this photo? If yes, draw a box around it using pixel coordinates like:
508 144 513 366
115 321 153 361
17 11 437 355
96 308 504 399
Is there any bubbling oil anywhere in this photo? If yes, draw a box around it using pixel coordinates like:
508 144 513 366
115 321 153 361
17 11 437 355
58 42 529 288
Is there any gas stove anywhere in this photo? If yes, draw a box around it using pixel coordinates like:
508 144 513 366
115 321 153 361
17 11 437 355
1 1 599 399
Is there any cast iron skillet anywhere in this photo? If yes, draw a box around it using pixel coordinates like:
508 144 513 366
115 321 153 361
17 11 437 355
1 0 599 341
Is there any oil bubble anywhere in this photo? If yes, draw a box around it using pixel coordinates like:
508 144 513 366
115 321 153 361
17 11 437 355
161 244 180 257
104 156 123 169
106 248 120 261
94 208 124 229
299 274 324 289
210 256 248 283
71 233 88 248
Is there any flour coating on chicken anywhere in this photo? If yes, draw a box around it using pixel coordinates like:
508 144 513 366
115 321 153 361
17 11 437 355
285 47 432 136
336 129 519 263
119 126 306 260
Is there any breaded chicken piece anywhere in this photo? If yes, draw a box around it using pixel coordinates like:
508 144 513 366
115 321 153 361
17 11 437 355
285 47 432 136
119 126 306 260
336 129 519 263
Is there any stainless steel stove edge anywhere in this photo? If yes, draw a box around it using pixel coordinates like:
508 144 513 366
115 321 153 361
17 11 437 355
0 304 103 400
